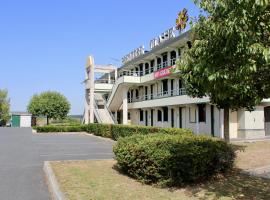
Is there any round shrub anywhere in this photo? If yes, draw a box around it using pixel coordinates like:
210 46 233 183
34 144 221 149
113 134 235 186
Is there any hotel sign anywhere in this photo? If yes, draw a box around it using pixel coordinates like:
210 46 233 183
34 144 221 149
121 9 188 64
150 27 176 50
154 66 174 79
122 46 145 64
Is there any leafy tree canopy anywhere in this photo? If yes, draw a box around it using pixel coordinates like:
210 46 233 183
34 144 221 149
0 89 10 125
27 91 70 124
179 0 270 110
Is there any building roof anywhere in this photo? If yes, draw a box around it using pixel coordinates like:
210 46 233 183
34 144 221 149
11 112 32 116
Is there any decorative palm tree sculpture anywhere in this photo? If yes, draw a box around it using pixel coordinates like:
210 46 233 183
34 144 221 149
176 8 189 32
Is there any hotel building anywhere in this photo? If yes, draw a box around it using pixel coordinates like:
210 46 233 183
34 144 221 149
84 28 270 140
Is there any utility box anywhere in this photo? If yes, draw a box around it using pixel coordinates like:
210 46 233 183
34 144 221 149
11 112 32 127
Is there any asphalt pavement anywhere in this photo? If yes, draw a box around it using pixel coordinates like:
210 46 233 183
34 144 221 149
0 128 115 200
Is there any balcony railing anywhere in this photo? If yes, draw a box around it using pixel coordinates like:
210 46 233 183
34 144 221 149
95 79 115 84
128 88 186 103
118 58 178 78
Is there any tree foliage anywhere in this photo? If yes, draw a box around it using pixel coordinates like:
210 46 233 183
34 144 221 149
27 91 70 124
0 89 10 125
179 0 270 110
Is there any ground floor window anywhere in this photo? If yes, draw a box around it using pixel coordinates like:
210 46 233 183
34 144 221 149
140 110 144 121
157 110 162 122
198 104 206 122
163 107 168 122
189 107 196 123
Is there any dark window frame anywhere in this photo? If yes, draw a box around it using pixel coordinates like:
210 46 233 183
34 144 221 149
163 107 168 122
198 104 206 123
157 110 162 122
140 110 144 121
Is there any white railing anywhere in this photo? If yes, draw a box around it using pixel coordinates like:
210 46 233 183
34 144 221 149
128 88 186 103
95 79 115 84
118 58 178 78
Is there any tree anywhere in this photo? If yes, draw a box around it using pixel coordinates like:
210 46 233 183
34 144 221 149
27 91 70 125
178 0 270 140
0 89 10 126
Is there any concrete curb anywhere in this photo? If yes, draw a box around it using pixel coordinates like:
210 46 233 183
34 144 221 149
43 161 66 200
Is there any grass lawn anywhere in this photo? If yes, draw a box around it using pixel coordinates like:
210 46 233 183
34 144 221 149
51 158 270 200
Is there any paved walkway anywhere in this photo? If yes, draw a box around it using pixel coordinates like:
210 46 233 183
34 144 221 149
0 128 115 200
244 165 270 179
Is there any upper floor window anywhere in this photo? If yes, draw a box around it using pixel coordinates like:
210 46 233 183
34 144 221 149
145 63 150 75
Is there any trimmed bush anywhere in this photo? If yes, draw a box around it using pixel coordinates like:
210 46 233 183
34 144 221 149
113 134 235 186
158 127 193 136
111 125 159 140
88 123 112 138
36 123 194 140
35 125 87 133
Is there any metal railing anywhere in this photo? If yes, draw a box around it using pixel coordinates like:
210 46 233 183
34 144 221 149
128 88 186 103
118 58 178 78
95 79 115 84
93 99 102 123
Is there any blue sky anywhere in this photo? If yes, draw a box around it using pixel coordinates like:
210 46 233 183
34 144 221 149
0 0 200 114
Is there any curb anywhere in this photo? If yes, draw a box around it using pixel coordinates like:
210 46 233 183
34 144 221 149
43 161 66 200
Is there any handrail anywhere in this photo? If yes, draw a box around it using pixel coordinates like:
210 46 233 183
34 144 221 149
118 58 178 78
95 79 115 84
93 98 102 123
104 102 117 124
128 88 186 103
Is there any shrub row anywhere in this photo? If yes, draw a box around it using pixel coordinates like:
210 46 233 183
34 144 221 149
113 134 236 186
86 124 193 140
35 125 88 133
35 123 193 140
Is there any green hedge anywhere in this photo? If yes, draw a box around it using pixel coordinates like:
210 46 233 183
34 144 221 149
35 125 88 133
35 123 193 141
113 134 235 186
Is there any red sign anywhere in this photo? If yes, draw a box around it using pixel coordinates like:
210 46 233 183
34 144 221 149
154 66 173 79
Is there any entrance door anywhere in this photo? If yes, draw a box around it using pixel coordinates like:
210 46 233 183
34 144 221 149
145 111 148 126
151 110 154 126
264 106 270 136
162 79 168 95
179 107 182 128
171 80 174 96
171 109 174 127
145 87 148 100
211 105 215 137
150 85 154 99
12 115 20 127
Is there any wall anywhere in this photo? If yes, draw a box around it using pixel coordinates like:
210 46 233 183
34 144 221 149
237 106 265 138
229 110 238 139
20 115 32 127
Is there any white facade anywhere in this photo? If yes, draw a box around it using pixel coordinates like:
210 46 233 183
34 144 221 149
20 115 32 127
84 30 270 140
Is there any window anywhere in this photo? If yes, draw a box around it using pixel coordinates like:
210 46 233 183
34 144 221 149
189 107 196 123
145 63 149 75
140 110 144 121
128 112 131 120
162 79 168 94
145 86 148 100
157 110 162 122
139 64 143 76
198 104 206 122
163 107 168 122
150 60 155 73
